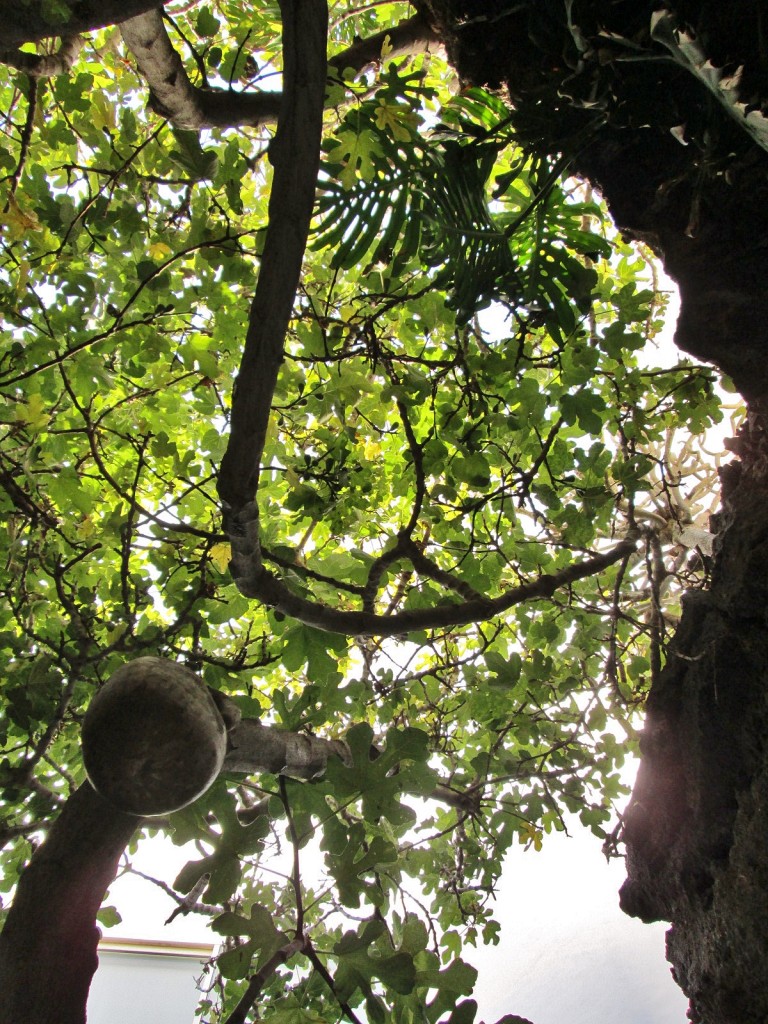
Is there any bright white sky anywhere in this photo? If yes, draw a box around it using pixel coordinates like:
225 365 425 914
472 812 688 1024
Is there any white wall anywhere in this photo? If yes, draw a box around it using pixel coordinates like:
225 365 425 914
88 941 212 1024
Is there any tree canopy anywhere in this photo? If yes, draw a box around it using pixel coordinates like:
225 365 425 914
0 2 752 1022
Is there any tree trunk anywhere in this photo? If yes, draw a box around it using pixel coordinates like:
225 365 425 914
0 0 174 46
0 715 349 1024
0 784 139 1024
3 4 768 1022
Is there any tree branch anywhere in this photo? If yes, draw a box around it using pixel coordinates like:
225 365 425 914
0 0 172 46
5 76 38 207
123 866 221 922
0 34 83 76
229 533 638 637
305 940 365 1024
119 9 281 131
0 696 488 1024
223 936 309 1024
0 784 140 1024
223 719 351 778
119 10 438 132
404 538 490 604
217 0 328 510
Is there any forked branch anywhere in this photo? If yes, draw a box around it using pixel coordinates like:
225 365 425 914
230 517 638 637
203 0 636 635
120 9 438 131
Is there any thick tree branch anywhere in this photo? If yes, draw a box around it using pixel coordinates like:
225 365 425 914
332 15 440 72
228 516 637 636
119 3 437 623
0 0 171 47
0 675 488 1024
217 0 328 509
207 0 632 627
119 10 438 131
207 715 484 812
224 719 352 778
0 35 83 76
119 9 281 130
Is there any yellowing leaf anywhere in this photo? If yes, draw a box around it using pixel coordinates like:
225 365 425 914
374 100 420 143
520 822 543 851
363 439 381 461
338 303 358 322
14 258 30 297
75 517 98 541
16 393 50 431
3 196 41 242
148 241 172 260
264 411 279 447
380 34 393 58
91 91 116 131
209 542 231 573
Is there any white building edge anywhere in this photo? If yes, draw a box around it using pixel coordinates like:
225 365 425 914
89 937 215 1024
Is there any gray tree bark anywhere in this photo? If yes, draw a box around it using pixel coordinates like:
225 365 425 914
0 0 172 46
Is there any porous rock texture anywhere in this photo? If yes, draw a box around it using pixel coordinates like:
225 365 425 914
415 0 768 398
620 404 768 1023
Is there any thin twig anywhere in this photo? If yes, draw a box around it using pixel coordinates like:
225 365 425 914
305 942 365 1024
5 77 37 207
222 936 309 1024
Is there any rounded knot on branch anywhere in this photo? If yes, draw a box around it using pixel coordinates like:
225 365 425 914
82 656 227 816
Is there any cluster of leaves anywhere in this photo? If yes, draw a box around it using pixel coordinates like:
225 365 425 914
0 2 728 1021
315 78 607 325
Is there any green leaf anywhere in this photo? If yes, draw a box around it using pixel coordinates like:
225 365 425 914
444 1001 478 1024
96 905 122 928
169 129 220 181
213 905 288 980
334 923 417 999
196 6 221 36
